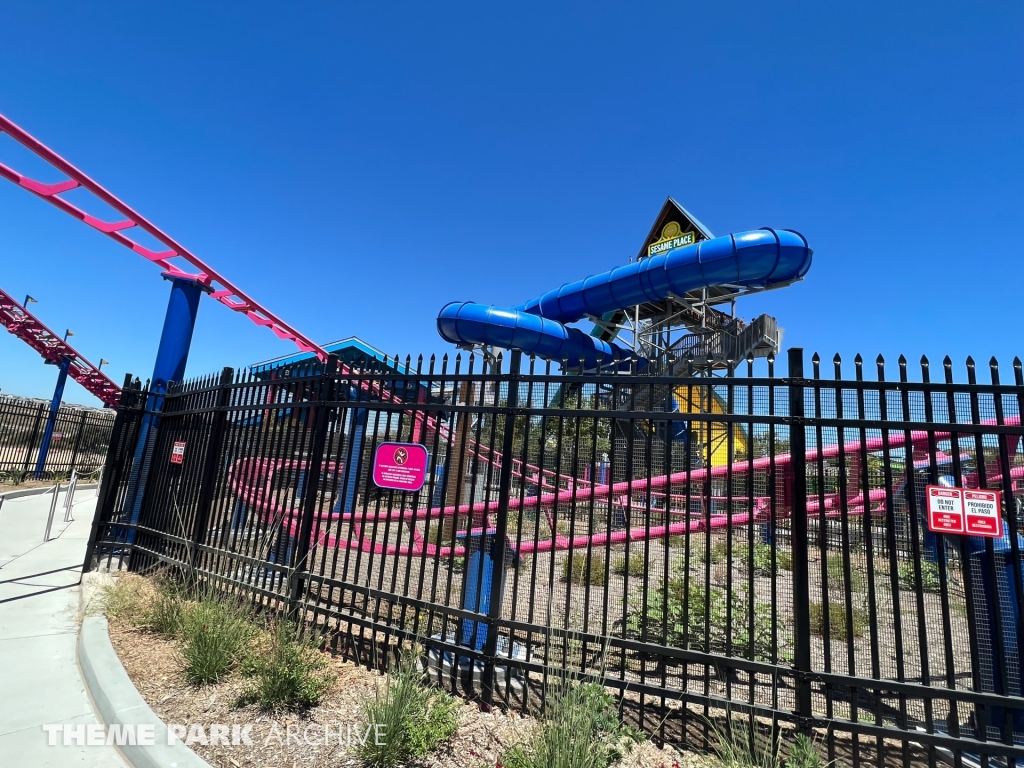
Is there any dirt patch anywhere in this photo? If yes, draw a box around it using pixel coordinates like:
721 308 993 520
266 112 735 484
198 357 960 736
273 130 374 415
107 621 700 768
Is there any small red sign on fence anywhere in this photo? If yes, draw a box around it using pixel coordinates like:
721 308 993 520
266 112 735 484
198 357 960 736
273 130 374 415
926 485 1001 538
170 440 186 465
926 486 964 534
964 489 1001 537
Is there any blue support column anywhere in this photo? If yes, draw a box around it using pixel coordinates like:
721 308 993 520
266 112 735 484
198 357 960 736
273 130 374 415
967 524 1024 738
460 531 500 651
34 356 71 478
343 407 367 512
122 275 205 545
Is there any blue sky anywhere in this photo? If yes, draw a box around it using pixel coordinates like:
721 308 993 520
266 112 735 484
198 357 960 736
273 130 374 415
0 2 1021 404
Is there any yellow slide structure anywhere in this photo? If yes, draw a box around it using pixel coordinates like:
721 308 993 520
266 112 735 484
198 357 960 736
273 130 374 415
670 384 747 466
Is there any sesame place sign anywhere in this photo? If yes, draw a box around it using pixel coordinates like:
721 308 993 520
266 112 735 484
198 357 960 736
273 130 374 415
372 442 429 492
646 221 696 258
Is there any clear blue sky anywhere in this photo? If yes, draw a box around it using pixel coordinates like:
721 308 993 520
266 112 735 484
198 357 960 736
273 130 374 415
1 2 1021 404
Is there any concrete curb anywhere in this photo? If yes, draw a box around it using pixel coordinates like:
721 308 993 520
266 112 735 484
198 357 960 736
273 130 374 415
78 615 213 768
0 482 98 501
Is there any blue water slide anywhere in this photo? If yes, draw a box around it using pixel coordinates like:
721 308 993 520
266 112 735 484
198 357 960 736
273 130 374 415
436 228 812 367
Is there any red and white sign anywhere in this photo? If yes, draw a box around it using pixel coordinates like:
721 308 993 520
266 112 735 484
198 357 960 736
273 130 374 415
926 486 965 533
372 442 428 492
926 485 1001 538
170 440 186 465
964 489 1001 537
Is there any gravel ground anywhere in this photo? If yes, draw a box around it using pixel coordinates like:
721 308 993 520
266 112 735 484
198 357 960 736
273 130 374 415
107 619 709 768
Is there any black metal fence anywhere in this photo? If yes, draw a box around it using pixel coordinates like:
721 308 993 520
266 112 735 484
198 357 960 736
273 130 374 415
0 394 117 482
88 348 1024 768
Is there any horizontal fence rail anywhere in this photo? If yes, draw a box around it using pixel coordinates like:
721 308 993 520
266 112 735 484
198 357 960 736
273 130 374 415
0 395 116 482
88 348 1024 768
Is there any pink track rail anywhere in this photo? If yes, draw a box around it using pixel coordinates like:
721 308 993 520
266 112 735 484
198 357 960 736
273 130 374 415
0 113 576 495
0 286 121 407
0 113 327 360
227 415 1022 557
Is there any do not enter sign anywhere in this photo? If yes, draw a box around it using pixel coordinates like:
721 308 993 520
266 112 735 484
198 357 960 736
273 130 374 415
925 485 1001 538
170 441 186 465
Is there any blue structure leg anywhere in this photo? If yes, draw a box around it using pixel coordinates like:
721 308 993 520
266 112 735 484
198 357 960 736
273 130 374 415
335 405 367 514
34 357 71 478
122 275 205 544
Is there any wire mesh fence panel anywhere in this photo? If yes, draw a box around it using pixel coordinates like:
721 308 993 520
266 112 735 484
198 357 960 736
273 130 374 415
85 349 1024 768
0 395 116 482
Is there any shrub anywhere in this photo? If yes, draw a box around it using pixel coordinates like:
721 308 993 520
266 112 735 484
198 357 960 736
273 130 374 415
179 592 253 685
611 551 646 578
710 541 792 575
501 680 643 768
739 542 793 576
101 575 148 624
562 553 607 586
809 601 868 641
786 733 828 768
355 654 459 768
825 559 866 593
0 468 26 485
623 566 788 663
238 621 335 711
707 711 782 768
142 579 185 636
898 560 941 593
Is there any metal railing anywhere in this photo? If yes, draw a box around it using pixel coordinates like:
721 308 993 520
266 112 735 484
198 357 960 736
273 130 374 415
87 348 1024 767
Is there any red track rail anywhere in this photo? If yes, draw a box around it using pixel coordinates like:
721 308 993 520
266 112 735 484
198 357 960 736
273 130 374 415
0 287 121 407
0 114 328 362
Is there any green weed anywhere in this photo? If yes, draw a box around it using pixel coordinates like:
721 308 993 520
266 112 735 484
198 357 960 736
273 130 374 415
501 680 643 768
898 560 941 593
179 591 253 685
611 551 646 578
623 566 789 663
562 553 607 586
238 621 335 711
809 601 868 641
825 559 866 593
355 654 459 768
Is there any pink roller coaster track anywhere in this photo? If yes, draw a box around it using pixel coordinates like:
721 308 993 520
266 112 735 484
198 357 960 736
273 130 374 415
0 285 121 407
227 416 1022 558
0 114 326 360
0 114 569 490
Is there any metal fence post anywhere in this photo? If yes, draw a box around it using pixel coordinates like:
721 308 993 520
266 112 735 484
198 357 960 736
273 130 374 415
189 367 234 575
67 410 88 476
481 349 521 707
22 403 45 475
787 347 814 726
289 354 339 618
82 374 137 572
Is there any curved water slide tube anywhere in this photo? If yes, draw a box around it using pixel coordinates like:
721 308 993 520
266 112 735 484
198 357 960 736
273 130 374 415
233 228 817 551
437 228 812 369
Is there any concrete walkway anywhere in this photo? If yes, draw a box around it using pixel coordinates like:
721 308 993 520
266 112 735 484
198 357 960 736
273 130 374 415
0 487 128 767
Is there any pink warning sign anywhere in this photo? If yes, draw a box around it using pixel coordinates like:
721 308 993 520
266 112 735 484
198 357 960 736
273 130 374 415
372 442 429 492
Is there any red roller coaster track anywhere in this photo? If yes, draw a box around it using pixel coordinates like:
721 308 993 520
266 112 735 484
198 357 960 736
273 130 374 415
0 113 328 362
0 286 121 407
